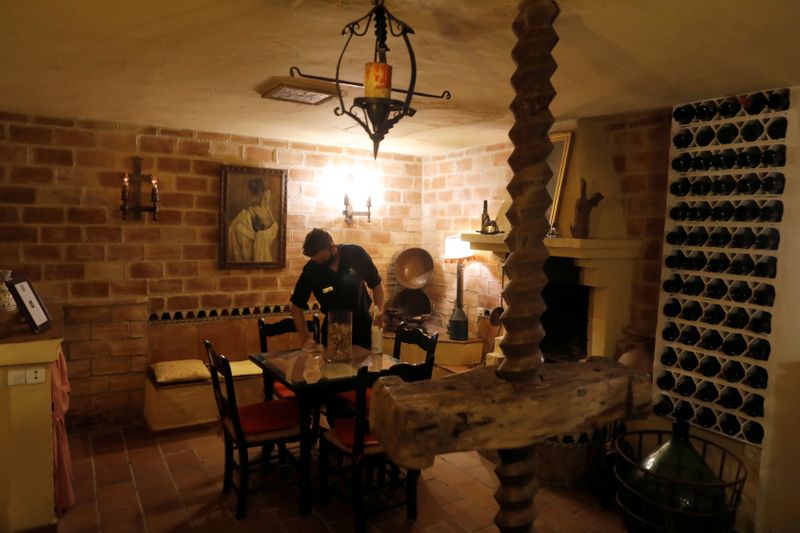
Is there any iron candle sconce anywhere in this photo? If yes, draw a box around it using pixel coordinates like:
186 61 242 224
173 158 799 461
120 156 159 221
343 194 371 225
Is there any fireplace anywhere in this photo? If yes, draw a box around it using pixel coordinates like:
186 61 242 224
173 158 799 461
541 257 590 361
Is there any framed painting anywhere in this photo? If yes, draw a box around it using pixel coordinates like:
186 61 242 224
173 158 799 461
219 165 287 269
546 131 573 233
5 278 51 334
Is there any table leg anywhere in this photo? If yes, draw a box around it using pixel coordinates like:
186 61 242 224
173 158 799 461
298 398 314 516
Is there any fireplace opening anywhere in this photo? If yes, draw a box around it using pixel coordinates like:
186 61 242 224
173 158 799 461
540 256 590 361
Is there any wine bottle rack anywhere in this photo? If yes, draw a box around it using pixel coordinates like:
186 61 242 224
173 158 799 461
654 87 791 446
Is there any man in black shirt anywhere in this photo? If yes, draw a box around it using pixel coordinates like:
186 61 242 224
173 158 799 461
290 228 384 350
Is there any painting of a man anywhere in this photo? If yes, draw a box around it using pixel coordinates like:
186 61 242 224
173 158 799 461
227 178 278 262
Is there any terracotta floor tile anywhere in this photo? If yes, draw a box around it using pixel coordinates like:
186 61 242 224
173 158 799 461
132 464 174 490
96 481 138 513
72 478 95 506
137 484 181 514
127 445 163 467
93 460 132 488
280 514 334 533
462 464 500 489
373 515 425 532
71 459 93 482
451 479 498 509
538 486 596 514
157 433 192 454
425 521 470 533
90 430 124 452
68 433 92 461
172 466 214 493
99 504 142 531
574 505 625 533
313 495 356 522
439 451 485 470
145 507 192 533
535 503 594 533
472 525 500 533
442 498 497 531
57 502 98 533
425 461 476 487
235 511 285 533
164 448 202 472
418 478 467 507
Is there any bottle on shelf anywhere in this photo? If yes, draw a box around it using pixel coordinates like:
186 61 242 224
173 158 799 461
728 281 752 303
678 325 701 346
724 308 750 329
705 253 731 273
660 346 678 367
710 201 734 222
730 228 757 249
670 177 691 196
663 275 684 294
719 413 742 437
678 351 699 371
747 311 772 334
695 381 719 402
758 200 783 222
679 301 702 321
754 256 777 279
718 387 744 409
663 298 682 318
690 176 713 196
736 173 762 195
672 154 694 172
721 360 745 383
673 129 694 148
743 92 767 115
699 330 723 351
673 400 695 421
761 145 786 167
656 370 676 391
721 333 747 356
733 200 760 222
692 151 714 171
718 97 741 118
703 278 728 299
683 251 707 271
740 120 764 142
665 250 686 270
687 202 711 221
711 175 737 196
685 229 709 248
767 88 790 111
760 172 785 194
695 407 717 428
701 304 725 325
728 254 755 276
675 376 697 396
681 276 706 296
741 394 764 418
653 395 674 416
745 366 769 389
669 202 690 221
694 126 715 146
766 117 787 139
707 227 732 246
754 228 780 250
737 147 763 168
662 322 680 342
712 149 737 170
695 101 718 121
716 123 738 144
673 105 696 124
698 357 722 379
747 338 771 361
751 284 775 307
742 421 764 444
665 226 688 245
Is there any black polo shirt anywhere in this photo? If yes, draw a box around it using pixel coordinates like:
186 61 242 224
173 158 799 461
290 244 381 348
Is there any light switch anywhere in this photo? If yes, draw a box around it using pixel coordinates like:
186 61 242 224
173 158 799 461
25 367 46 384
7 369 26 386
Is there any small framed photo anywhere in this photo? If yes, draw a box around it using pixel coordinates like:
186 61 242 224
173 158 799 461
5 278 51 334
219 165 287 269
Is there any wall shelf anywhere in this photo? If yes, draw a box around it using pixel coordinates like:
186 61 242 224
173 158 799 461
461 232 640 259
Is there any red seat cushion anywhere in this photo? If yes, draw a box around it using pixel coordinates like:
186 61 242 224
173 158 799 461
331 417 380 448
237 399 298 434
336 388 373 408
273 381 296 399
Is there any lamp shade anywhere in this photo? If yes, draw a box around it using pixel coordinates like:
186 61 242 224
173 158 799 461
444 235 473 261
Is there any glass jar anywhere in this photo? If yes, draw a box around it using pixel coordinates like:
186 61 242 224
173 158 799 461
326 310 352 362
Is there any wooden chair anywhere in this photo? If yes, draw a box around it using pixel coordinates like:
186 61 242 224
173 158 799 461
319 354 435 533
258 315 320 399
204 339 301 519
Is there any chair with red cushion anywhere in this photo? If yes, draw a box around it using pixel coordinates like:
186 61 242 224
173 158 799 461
258 315 320 399
319 353 435 533
204 339 301 519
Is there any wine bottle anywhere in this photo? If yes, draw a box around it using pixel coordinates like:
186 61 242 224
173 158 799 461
681 277 705 296
761 172 785 194
662 322 680 342
695 407 717 428
711 175 736 195
712 149 737 170
685 229 709 248
698 357 721 378
710 202 734 222
699 330 723 351
680 302 702 321
653 395 674 416
767 88 790 111
701 304 725 325
673 104 696 124
766 117 787 139
728 281 752 302
660 347 678 366
718 387 744 409
745 366 768 389
740 120 764 142
692 151 714 171
758 201 783 222
695 101 718 121
747 338 771 361
678 325 701 346
703 279 727 299
678 351 699 371
705 254 730 273
672 154 693 172
663 298 682 318
754 256 777 278
695 381 719 402
687 202 711 221
683 251 707 271
670 177 691 196
721 333 747 356
716 123 739 144
694 126 714 146
673 129 694 148
663 275 684 294
673 400 694 421
724 308 750 329
754 229 780 250
730 228 756 249
742 421 764 444
656 370 676 390
675 376 697 396
733 201 760 222
751 284 775 307
718 97 741 118
719 413 741 437
665 251 686 270
665 226 688 245
707 227 732 246
727 254 755 276
747 311 771 334
737 147 762 168
743 92 767 115
722 360 745 382
691 176 713 196
669 202 690 221
741 394 764 417
761 145 786 167
736 173 762 195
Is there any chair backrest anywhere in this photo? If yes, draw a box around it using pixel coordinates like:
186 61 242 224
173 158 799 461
392 325 439 364
204 339 245 440
258 315 321 352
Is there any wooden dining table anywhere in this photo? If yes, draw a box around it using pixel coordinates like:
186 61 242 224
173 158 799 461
249 345 401 515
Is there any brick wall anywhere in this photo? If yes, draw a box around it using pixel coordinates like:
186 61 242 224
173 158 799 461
0 110 421 426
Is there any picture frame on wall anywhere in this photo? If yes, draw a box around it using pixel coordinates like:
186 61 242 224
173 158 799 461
546 131 573 235
219 165 287 269
5 278 52 334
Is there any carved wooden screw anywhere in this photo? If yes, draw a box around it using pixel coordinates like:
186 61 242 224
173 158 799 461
570 178 604 239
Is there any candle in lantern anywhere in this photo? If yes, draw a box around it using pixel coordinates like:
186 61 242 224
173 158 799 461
364 62 392 99
121 172 129 200
151 176 159 202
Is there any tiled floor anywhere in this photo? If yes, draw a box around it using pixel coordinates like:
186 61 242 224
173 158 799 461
58 424 625 532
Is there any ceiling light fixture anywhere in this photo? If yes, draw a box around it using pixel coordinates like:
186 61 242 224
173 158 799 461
289 0 451 158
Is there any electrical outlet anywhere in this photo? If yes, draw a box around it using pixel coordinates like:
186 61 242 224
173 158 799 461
25 367 46 384
476 307 486 321
8 369 26 386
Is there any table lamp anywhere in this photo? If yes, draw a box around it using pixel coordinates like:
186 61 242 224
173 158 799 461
444 235 474 340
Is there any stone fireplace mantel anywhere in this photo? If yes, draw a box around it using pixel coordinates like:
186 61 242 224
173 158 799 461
462 233 641 357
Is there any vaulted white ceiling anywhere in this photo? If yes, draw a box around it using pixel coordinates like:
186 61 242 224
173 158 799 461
1 0 799 155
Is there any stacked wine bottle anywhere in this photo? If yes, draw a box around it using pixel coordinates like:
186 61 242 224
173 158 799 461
654 88 789 446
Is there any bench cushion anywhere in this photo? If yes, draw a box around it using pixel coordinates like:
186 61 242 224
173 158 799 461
228 359 262 377
151 359 210 384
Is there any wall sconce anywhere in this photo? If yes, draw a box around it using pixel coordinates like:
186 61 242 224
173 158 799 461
444 235 474 341
343 194 371 225
120 156 159 221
